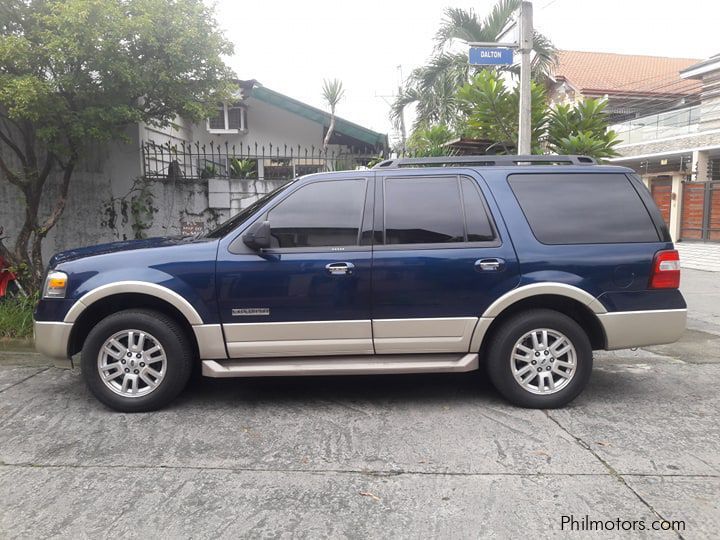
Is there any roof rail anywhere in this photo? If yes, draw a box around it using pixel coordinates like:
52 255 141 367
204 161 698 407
372 155 597 169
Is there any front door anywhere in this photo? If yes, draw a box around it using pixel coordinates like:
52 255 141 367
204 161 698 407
216 175 374 357
371 171 520 354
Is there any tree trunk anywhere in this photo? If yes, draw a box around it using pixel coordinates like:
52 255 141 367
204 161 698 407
323 107 336 152
0 145 73 292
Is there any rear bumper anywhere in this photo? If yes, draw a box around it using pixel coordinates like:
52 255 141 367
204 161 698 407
34 320 72 359
598 309 687 350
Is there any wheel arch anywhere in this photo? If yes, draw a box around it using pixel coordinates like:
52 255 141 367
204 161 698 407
473 286 607 354
67 291 200 359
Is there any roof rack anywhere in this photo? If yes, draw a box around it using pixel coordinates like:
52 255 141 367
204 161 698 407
372 155 597 169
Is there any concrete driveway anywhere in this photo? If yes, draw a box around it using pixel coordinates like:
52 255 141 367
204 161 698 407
1 269 718 539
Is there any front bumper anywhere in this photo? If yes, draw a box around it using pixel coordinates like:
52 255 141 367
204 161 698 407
598 308 687 350
34 320 73 359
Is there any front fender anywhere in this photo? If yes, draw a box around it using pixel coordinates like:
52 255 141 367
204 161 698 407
62 263 217 324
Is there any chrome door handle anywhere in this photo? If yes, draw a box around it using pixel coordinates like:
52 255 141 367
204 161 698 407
475 258 505 272
325 262 355 275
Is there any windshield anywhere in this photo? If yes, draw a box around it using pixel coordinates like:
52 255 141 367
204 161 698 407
203 179 297 239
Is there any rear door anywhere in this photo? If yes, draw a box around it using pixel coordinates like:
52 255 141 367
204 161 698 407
371 170 520 354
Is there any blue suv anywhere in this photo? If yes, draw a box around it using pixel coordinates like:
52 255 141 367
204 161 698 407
34 155 687 412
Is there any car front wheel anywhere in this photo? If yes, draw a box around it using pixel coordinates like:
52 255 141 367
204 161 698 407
486 309 593 408
81 309 193 412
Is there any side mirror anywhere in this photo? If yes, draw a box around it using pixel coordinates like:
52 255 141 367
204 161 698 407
242 220 271 250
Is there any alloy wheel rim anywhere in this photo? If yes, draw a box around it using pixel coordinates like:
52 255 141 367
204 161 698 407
510 328 577 395
97 329 167 398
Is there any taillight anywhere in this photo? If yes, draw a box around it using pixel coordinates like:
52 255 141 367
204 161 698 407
649 249 681 289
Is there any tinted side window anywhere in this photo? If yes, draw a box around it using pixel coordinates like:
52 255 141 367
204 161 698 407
461 177 495 242
267 179 366 248
384 176 464 244
508 173 660 244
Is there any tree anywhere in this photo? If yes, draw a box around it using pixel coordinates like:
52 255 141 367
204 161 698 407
457 70 548 154
0 0 235 290
405 124 456 157
392 1 556 133
456 70 620 159
321 78 345 152
547 99 620 159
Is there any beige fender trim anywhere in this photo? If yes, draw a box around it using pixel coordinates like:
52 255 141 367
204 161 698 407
469 283 608 352
482 283 607 318
64 281 204 325
61 281 227 360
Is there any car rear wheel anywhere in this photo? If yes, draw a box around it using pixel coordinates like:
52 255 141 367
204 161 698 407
81 309 193 412
486 309 593 408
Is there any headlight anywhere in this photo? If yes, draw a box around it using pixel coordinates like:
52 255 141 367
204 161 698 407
43 271 68 298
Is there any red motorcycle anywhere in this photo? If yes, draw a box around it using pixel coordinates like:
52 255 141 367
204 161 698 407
0 256 18 298
0 228 24 298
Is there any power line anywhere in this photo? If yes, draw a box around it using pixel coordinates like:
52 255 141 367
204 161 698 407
574 76 703 122
539 0 559 9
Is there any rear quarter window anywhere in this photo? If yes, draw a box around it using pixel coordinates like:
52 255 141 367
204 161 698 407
508 173 660 244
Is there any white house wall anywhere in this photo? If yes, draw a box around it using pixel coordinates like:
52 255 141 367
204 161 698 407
189 96 348 155
141 115 194 148
139 96 352 157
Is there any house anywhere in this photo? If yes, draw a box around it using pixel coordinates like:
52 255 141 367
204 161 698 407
607 54 720 243
548 50 701 122
140 79 387 226
142 80 387 178
0 80 388 257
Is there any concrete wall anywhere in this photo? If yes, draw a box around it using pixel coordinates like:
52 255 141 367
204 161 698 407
1 97 367 263
1 126 141 262
1 156 285 263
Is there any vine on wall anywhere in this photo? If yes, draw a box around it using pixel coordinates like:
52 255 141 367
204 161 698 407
101 178 159 240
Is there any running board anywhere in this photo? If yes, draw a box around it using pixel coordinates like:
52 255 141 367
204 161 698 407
202 353 479 378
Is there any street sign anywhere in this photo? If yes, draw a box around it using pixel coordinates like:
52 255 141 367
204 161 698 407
469 47 514 66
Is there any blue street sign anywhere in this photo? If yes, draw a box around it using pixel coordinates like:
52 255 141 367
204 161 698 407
469 47 514 66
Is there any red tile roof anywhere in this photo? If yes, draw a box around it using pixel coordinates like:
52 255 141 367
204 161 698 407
552 50 702 97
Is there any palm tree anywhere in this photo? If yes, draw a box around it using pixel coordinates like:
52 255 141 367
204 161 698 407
392 0 556 134
321 78 345 152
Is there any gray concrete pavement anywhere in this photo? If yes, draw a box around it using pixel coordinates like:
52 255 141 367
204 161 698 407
681 268 720 334
0 270 719 538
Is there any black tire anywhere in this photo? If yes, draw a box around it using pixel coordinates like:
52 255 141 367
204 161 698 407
81 309 193 412
485 309 592 409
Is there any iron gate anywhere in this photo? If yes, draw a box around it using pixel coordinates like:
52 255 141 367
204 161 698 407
681 181 720 241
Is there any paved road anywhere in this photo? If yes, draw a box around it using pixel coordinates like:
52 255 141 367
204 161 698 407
1 269 718 539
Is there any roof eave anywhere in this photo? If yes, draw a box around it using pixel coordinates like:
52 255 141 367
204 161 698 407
680 56 720 79
248 85 388 149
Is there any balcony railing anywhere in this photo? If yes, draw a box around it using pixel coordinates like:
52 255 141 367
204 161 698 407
611 103 717 146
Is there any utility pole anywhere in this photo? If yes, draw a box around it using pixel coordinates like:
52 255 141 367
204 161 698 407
397 65 407 152
517 1 533 154
469 1 534 155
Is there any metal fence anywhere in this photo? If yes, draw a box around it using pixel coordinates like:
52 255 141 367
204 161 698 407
141 140 383 181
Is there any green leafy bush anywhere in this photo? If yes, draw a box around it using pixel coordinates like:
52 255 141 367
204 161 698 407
406 125 456 157
230 158 257 179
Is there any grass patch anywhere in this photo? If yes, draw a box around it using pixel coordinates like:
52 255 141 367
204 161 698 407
0 294 36 339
